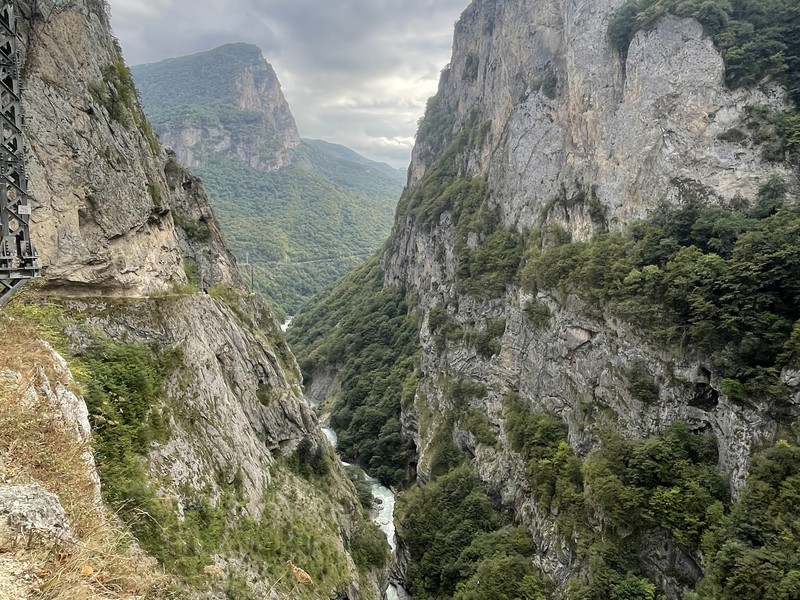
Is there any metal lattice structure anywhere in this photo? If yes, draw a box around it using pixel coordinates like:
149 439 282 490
0 0 39 306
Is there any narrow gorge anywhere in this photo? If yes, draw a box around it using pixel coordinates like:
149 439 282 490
2 0 799 598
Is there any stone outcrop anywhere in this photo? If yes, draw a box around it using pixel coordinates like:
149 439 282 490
0 484 74 542
406 2 794 237
20 0 185 295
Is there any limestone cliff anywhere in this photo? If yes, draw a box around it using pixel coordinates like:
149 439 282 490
388 0 796 470
21 0 183 294
132 43 301 171
292 0 800 597
3 1 382 598
403 1 793 236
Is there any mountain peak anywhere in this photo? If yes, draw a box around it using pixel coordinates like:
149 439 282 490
207 42 263 59
132 43 300 170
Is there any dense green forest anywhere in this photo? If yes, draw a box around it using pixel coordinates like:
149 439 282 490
132 44 402 316
287 258 418 486
130 43 253 109
381 183 800 598
396 465 552 600
304 139 406 184
189 141 399 316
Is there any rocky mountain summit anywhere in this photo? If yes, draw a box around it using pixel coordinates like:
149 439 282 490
291 0 800 598
132 43 301 171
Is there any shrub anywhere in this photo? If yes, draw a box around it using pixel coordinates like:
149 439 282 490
462 410 498 446
524 300 552 327
90 61 160 154
521 193 800 404
350 521 390 570
174 213 212 242
289 439 331 479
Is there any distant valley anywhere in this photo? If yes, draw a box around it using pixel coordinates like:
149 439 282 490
131 43 404 316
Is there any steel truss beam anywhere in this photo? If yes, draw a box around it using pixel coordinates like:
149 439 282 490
0 0 39 306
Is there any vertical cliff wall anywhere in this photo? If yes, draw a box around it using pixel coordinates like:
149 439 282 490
3 1 384 598
386 0 797 483
293 0 800 597
403 0 793 235
388 0 799 594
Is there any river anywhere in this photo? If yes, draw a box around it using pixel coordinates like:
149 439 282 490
322 428 401 600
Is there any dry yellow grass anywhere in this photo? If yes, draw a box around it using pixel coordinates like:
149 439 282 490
0 313 172 600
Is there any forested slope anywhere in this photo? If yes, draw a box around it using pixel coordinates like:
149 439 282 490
132 44 402 316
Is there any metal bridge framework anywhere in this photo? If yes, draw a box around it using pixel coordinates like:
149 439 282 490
0 0 39 306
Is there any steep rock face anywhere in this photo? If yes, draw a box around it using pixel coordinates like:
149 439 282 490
9 2 377 598
388 0 795 477
380 0 798 594
20 0 185 295
406 286 780 589
78 295 309 516
406 1 793 236
133 43 301 171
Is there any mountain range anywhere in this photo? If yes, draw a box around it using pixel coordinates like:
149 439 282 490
131 43 404 316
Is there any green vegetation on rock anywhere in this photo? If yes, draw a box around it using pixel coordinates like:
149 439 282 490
521 182 800 404
89 61 160 154
398 391 800 600
691 440 800 600
288 14 800 597
609 0 800 166
288 258 419 486
8 295 380 598
609 0 800 107
393 108 521 299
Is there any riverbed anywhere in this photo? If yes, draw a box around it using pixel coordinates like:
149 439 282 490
323 428 401 600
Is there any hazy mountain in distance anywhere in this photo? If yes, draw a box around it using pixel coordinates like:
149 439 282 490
131 43 402 316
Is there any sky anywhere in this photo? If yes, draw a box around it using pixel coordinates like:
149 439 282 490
108 0 469 168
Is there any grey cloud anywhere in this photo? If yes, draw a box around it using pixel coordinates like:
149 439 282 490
109 0 467 166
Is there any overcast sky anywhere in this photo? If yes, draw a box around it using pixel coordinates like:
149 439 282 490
108 0 468 168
